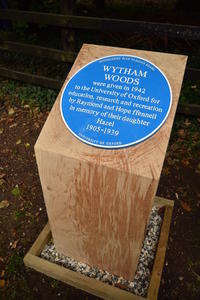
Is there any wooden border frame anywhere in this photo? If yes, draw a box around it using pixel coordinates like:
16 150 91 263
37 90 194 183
24 197 174 300
1 9 200 40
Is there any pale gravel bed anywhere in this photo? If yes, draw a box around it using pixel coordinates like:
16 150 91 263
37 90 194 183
41 206 163 297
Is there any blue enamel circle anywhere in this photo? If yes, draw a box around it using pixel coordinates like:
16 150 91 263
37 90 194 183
60 55 172 149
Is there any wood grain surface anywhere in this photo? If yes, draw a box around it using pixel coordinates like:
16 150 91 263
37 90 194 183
35 44 187 280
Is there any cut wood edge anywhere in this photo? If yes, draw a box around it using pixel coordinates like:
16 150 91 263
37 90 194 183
27 223 51 256
147 205 173 300
154 196 174 207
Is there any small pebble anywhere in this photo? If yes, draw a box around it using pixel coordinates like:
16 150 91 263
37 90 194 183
179 276 184 281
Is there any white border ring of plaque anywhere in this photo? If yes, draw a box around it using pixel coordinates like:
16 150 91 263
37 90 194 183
60 55 172 149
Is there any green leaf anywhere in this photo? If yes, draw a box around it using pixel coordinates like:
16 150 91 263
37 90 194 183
11 186 20 197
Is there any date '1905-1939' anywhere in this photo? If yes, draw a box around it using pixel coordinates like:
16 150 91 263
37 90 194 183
86 124 119 136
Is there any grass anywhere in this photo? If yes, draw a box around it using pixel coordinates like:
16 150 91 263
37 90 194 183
179 81 200 105
0 78 58 111
13 210 26 220
51 279 60 289
6 254 23 277
11 186 21 197
4 254 33 300
186 259 200 298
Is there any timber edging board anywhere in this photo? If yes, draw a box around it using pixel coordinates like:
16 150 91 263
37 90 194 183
0 41 76 63
0 9 200 40
0 41 199 80
24 197 174 300
0 67 63 89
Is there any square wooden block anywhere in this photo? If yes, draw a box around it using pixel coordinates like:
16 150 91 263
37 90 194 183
35 44 186 280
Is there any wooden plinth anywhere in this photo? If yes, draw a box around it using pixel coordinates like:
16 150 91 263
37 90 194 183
24 197 174 300
35 44 187 280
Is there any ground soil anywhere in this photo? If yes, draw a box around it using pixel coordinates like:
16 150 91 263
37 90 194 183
0 100 200 300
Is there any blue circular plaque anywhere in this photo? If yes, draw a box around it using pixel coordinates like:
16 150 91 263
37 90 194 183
61 55 172 149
